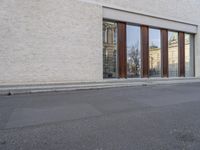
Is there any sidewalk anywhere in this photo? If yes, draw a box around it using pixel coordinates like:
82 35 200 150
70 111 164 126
0 77 200 95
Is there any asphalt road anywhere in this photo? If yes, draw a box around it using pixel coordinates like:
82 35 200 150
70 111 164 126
1 83 200 150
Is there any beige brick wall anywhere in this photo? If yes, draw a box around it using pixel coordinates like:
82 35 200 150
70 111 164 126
0 0 102 85
82 0 200 23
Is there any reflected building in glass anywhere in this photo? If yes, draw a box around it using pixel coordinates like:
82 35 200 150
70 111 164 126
168 32 179 77
149 29 161 77
185 34 194 77
103 21 118 78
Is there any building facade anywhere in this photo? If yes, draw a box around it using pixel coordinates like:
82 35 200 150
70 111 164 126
0 0 199 85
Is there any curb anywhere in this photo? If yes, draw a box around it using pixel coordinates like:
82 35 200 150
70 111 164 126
0 78 200 96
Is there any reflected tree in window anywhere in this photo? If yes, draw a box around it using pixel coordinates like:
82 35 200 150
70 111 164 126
126 25 141 78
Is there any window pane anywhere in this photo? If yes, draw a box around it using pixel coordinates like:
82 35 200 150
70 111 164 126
185 34 194 77
126 25 141 78
103 21 118 78
149 29 161 77
168 31 178 77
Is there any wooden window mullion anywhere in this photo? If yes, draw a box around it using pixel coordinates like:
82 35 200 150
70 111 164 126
178 32 185 77
118 22 127 78
161 29 168 77
141 26 149 78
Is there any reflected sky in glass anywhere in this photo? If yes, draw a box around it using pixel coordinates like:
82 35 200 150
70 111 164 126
126 25 140 50
149 28 161 48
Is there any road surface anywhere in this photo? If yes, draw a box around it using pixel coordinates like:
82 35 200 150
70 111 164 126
1 83 200 150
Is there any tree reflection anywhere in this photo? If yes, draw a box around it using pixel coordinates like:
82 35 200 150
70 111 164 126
127 41 140 77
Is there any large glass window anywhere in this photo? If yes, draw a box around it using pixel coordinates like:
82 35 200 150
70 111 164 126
185 34 194 77
102 20 195 79
168 31 179 77
126 25 141 78
149 28 161 77
103 21 118 78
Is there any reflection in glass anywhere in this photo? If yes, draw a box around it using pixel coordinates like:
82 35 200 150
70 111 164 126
103 21 118 78
126 25 141 78
149 29 161 77
185 34 194 77
168 31 178 77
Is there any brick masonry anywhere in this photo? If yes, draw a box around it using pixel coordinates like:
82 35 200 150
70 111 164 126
0 0 102 85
